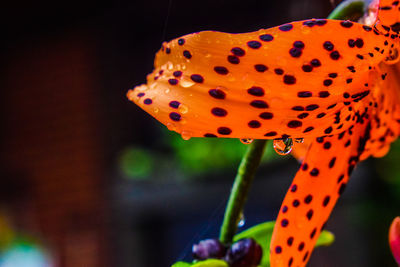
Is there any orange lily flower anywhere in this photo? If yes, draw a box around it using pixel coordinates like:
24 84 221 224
127 0 400 266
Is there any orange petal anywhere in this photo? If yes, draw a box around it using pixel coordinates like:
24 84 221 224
389 216 400 265
269 117 372 267
128 20 391 140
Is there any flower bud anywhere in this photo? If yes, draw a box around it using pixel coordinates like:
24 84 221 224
192 239 227 260
225 238 262 267
389 217 400 265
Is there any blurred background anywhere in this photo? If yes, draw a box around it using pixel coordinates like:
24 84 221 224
1 0 400 266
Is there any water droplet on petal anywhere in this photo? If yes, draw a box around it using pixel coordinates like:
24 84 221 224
178 104 189 114
181 130 192 140
240 138 254 145
166 61 174 70
294 138 304 143
273 138 293 155
166 122 176 131
180 77 195 88
164 88 170 94
153 107 159 114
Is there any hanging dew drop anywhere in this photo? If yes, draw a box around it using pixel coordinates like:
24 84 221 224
273 138 293 155
181 130 192 140
238 213 245 228
294 138 304 144
240 138 254 145
166 122 176 131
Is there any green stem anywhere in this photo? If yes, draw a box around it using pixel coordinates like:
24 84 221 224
219 140 267 244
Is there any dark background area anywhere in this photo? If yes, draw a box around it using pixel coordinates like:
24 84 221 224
0 0 399 266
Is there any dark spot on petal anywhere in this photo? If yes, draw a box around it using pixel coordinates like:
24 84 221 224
330 51 340 60
274 68 284 75
227 55 240 64
302 64 313 72
259 112 273 120
323 196 330 207
208 89 226 99
323 79 333 86
169 101 181 109
291 184 297 192
324 126 333 134
298 242 305 251
340 20 353 28
217 127 232 135
279 24 293 31
303 127 314 133
293 41 305 50
281 219 289 227
247 86 265 96
168 78 178 85
264 131 277 137
323 41 334 51
306 104 319 111
214 66 229 75
183 50 192 59
304 195 313 204
311 59 321 67
310 168 319 176
144 98 152 105
289 48 302 57
287 120 302 128
319 91 330 98
259 34 274 42
178 38 185 45
211 107 227 117
254 64 268 72
250 100 268 108
247 40 262 49
283 75 296 84
231 47 245 56
191 74 204 83
306 209 314 220
329 157 336 168
169 112 182 121
248 120 261 128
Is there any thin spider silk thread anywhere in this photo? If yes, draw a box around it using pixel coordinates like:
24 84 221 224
161 0 173 42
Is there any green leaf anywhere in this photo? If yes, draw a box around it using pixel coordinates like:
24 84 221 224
171 262 192 267
233 221 335 267
171 259 229 267
192 259 229 267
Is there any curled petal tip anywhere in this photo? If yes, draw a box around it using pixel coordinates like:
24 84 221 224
389 217 400 265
